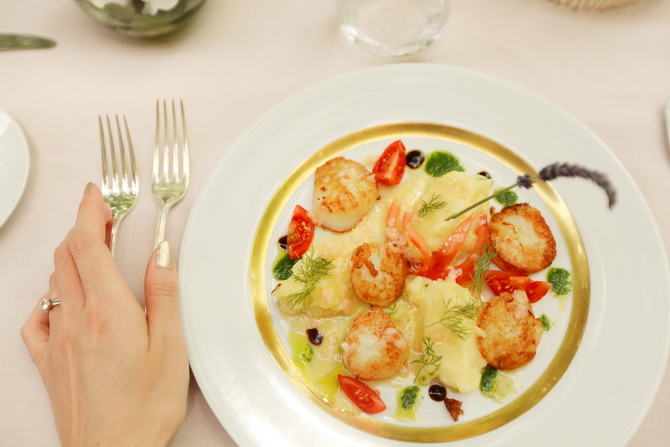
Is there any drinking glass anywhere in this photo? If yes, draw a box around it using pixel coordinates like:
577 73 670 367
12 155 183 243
337 0 449 57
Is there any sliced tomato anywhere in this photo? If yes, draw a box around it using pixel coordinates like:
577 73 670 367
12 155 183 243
385 199 403 242
372 140 406 186
286 205 315 259
488 276 527 295
338 375 387 414
525 280 551 303
484 269 519 282
403 212 433 272
454 214 490 286
425 213 477 280
486 270 551 303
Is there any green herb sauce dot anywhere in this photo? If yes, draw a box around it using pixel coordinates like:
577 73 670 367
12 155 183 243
425 151 465 177
300 344 313 363
479 364 498 393
400 385 420 409
273 252 299 280
395 385 422 420
494 188 518 207
546 267 573 296
540 314 555 331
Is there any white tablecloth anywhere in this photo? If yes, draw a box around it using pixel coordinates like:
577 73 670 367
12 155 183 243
1 0 669 445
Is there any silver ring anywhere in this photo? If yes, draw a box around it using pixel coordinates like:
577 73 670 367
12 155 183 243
40 297 61 312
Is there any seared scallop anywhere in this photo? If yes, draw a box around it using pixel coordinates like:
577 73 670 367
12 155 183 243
342 308 408 381
350 242 408 307
312 157 378 232
489 203 557 274
477 291 543 370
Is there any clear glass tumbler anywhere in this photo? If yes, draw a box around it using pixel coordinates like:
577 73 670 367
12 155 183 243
337 0 449 57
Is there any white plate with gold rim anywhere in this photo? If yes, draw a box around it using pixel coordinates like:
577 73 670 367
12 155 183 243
180 64 670 446
0 109 29 227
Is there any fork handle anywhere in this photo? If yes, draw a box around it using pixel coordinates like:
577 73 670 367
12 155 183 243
154 203 172 249
108 219 122 257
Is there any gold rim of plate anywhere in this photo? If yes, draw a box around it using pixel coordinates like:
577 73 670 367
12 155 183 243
249 122 589 442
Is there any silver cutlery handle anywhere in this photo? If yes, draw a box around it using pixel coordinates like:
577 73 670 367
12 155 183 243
154 202 172 249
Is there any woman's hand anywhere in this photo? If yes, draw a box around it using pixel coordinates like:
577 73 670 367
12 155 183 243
21 183 189 447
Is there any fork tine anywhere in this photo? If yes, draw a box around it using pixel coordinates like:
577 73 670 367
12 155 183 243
155 98 187 182
115 115 128 190
122 115 138 188
153 101 160 183
163 99 171 181
171 99 179 182
154 100 164 181
98 115 110 190
179 99 189 184
106 115 120 192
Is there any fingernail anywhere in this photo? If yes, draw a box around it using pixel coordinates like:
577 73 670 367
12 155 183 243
156 240 175 268
84 182 96 196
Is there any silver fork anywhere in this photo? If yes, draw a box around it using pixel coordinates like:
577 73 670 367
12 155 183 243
99 114 139 257
152 99 190 248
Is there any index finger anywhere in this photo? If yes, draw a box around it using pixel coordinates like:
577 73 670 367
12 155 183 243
75 183 112 243
54 183 121 309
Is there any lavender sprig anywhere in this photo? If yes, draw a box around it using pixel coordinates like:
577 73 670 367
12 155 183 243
535 163 617 208
446 163 616 221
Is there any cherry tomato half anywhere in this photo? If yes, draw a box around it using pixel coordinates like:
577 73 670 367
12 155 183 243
287 205 315 259
525 280 551 303
337 375 386 414
372 140 406 186
487 271 551 303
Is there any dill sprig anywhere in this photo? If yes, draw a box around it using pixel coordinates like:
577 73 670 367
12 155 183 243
446 162 617 221
418 194 447 218
472 244 497 302
412 337 442 384
426 299 478 340
286 250 333 310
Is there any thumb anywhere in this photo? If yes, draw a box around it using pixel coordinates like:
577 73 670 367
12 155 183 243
145 240 182 347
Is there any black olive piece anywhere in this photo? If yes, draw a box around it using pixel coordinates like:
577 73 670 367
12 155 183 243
306 328 323 346
278 235 288 251
428 383 447 402
406 150 426 169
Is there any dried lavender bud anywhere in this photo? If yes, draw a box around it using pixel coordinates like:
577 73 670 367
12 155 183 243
446 162 616 221
516 173 534 189
538 163 617 208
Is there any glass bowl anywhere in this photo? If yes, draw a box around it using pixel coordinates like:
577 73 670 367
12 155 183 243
74 0 206 37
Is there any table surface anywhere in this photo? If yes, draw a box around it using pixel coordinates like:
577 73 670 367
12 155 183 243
2 0 669 445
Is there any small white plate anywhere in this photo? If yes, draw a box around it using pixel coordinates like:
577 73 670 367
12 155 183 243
180 64 670 447
0 109 29 227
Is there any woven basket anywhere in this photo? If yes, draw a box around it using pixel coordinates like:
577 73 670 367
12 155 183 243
551 0 641 9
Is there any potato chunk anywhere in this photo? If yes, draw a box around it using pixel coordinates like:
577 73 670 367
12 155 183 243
271 255 356 317
477 291 543 370
312 157 378 233
350 242 408 307
405 277 486 392
342 308 408 380
489 203 557 274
